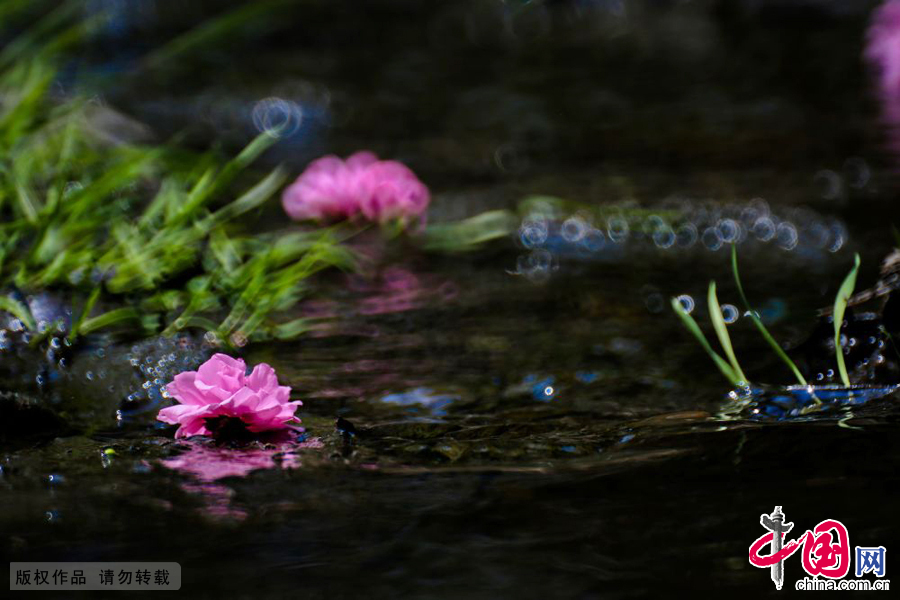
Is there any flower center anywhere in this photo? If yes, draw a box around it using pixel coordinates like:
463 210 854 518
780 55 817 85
204 416 254 444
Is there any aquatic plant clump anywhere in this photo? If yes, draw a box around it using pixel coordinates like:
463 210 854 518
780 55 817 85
673 250 874 417
282 151 430 225
157 354 300 439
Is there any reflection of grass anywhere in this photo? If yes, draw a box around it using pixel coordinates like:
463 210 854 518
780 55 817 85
0 6 353 346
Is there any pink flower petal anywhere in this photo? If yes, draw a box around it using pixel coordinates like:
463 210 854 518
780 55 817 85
157 354 299 439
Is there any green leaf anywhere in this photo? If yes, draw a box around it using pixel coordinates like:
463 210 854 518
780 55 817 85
77 307 147 335
833 253 861 387
707 281 747 384
422 210 518 252
0 295 36 330
731 244 807 386
671 297 741 386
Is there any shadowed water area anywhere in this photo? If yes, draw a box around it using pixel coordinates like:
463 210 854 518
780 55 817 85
3 1 900 597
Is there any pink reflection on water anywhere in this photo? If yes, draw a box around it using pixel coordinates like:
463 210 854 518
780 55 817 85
352 267 457 316
158 437 324 520
297 265 459 337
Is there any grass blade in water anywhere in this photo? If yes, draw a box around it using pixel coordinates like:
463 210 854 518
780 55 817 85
707 281 747 384
731 244 807 386
671 296 740 386
833 254 861 387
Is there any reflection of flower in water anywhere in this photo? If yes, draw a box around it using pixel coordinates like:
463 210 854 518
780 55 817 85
159 437 323 520
298 267 459 337
352 267 458 316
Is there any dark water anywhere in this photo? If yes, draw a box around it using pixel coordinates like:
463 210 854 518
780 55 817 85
4 1 900 597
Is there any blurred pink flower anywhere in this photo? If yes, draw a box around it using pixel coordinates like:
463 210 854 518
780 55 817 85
157 353 301 438
867 1 900 102
282 151 430 224
357 160 430 223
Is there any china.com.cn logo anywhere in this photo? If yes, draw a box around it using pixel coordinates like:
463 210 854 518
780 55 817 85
748 506 889 591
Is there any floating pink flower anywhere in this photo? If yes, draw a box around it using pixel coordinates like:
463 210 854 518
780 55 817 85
282 151 430 225
157 354 300 439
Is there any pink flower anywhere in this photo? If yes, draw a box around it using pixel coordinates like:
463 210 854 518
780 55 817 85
157 354 300 438
867 1 900 102
357 160 430 223
282 151 430 224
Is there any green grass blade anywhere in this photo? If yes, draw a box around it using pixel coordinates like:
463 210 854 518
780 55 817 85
422 210 518 252
671 297 740 386
833 253 861 387
77 307 152 336
731 244 807 386
0 296 36 330
69 286 101 342
707 281 747 384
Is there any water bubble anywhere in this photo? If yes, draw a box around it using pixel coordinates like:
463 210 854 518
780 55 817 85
675 223 698 248
607 216 629 243
828 221 846 252
752 217 776 242
652 225 676 249
520 215 548 247
561 216 588 242
721 304 739 324
676 294 695 314
805 221 830 249
716 218 741 243
775 222 798 250
252 97 303 138
814 169 842 200
580 229 605 252
701 226 723 251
